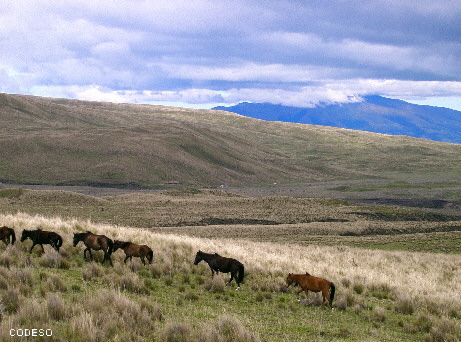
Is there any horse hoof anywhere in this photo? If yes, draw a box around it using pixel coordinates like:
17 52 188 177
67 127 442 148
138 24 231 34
236 286 241 291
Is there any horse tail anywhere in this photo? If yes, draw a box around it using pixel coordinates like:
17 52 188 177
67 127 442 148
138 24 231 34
9 228 16 245
107 239 114 255
329 282 336 306
147 249 154 264
237 264 245 283
56 234 63 248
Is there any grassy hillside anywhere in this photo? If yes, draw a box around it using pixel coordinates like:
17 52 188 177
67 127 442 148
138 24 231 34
1 213 460 341
1 93 461 187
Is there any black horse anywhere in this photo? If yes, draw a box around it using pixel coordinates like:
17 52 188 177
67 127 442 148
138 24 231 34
20 229 63 253
0 226 16 246
194 250 245 289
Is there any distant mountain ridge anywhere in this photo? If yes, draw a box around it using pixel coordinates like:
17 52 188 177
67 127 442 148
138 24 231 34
214 96 461 143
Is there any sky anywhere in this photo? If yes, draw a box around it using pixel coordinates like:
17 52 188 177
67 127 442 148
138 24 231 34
1 0 461 110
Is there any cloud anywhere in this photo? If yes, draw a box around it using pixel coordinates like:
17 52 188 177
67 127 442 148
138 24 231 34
0 0 460 109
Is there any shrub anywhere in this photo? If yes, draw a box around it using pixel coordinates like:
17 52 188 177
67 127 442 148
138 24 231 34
1 288 21 313
47 274 67 292
139 298 163 321
214 315 260 342
46 293 67 320
204 276 226 293
184 290 199 301
160 322 192 342
395 294 414 315
16 299 49 325
352 282 364 295
83 263 104 281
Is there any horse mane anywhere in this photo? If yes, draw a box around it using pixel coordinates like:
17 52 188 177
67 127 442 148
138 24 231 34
120 241 131 248
305 272 311 276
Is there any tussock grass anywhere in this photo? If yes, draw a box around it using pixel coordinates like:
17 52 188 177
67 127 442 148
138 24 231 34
0 212 460 341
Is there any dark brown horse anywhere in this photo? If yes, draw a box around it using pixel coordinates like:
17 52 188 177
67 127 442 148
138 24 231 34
73 231 113 266
0 226 16 246
113 240 153 265
286 272 335 307
20 229 63 253
194 250 244 289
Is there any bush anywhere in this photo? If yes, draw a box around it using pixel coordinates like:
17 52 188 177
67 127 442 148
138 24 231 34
205 276 226 293
395 294 414 315
47 274 67 292
83 263 104 281
160 322 192 342
46 293 67 320
1 288 21 313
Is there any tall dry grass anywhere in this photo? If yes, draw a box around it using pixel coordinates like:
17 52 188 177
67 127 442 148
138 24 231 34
1 212 460 340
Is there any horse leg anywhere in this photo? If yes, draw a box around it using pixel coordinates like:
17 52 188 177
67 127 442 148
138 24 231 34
88 249 93 260
40 244 45 253
124 255 130 263
30 243 37 253
322 288 330 307
227 272 234 285
141 256 146 265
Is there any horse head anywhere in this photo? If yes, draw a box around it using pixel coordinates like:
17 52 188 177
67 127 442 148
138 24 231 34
286 273 295 287
20 230 29 242
112 240 126 252
72 233 81 247
194 250 203 265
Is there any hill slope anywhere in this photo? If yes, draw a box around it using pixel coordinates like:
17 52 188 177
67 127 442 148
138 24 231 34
1 93 461 187
214 96 461 143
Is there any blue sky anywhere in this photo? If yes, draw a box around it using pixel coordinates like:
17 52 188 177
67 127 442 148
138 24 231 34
1 0 460 110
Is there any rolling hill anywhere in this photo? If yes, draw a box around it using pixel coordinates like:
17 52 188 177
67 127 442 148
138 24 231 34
213 96 461 143
1 92 461 188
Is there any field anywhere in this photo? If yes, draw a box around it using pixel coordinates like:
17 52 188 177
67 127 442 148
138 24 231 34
1 187 461 341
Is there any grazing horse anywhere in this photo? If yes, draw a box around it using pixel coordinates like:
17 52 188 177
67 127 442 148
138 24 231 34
0 226 16 246
20 229 63 253
286 272 335 307
113 240 153 265
194 250 245 289
73 231 113 266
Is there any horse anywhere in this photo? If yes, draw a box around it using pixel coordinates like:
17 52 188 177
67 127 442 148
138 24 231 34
112 240 153 265
194 250 245 289
20 229 63 253
73 231 113 266
286 272 335 307
0 226 16 246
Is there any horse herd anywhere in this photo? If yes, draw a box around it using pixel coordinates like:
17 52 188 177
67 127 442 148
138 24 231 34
0 225 335 307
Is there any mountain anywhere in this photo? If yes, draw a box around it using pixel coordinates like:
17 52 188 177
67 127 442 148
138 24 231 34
1 93 461 188
213 96 461 143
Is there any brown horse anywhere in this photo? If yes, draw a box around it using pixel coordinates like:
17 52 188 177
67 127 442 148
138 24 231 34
286 272 335 307
21 229 63 253
113 240 153 265
73 231 113 266
0 226 16 245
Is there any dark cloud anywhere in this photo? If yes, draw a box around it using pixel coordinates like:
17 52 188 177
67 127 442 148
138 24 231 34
0 0 460 107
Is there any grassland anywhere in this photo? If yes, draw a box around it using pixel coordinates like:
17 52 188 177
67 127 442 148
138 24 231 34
1 188 460 256
1 212 460 341
1 93 461 187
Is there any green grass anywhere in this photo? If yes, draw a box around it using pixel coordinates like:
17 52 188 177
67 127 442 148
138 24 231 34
0 246 428 341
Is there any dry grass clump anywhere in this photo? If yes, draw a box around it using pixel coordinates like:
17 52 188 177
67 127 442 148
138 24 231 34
76 289 156 340
204 275 226 293
1 288 21 313
198 315 260 342
160 322 193 342
82 262 105 281
39 250 70 269
46 292 67 320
